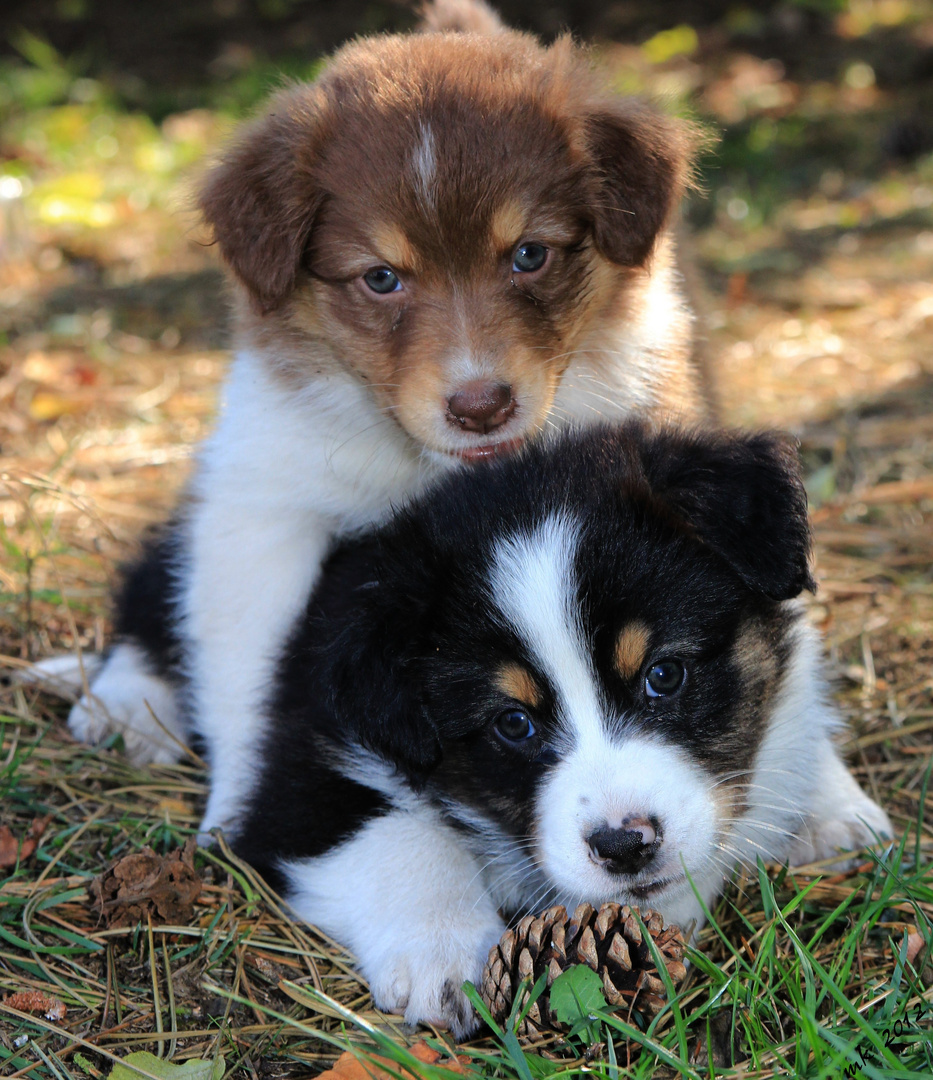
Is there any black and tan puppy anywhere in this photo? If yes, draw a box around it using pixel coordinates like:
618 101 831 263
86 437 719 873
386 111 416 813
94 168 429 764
113 422 890 1036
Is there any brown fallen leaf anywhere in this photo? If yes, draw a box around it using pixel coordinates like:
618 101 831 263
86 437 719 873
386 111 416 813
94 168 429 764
902 933 924 967
318 1040 466 1080
28 389 94 421
88 837 201 928
689 1009 748 1070
0 816 52 868
3 990 67 1021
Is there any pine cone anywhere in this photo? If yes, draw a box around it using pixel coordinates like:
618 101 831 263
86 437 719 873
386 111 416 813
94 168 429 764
481 902 687 1037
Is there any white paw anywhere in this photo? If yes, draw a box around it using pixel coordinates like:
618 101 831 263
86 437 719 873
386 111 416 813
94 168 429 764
67 644 185 765
20 652 104 694
789 757 892 868
197 789 239 842
282 808 507 1038
364 923 503 1038
198 755 263 838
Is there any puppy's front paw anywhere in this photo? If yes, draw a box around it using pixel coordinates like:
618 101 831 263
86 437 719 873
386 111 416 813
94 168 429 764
366 925 502 1038
67 644 184 765
789 754 892 868
792 796 892 868
283 808 507 1038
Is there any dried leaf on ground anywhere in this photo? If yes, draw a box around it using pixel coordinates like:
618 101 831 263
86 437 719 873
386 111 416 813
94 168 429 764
689 1009 747 1069
3 989 67 1020
89 837 201 927
0 815 51 868
904 929 926 966
318 1041 466 1080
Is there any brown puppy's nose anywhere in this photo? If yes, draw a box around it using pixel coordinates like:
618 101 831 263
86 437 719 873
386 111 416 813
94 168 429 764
447 381 515 434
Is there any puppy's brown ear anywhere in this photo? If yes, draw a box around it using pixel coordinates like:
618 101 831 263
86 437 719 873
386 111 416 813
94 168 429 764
584 103 696 267
199 91 325 313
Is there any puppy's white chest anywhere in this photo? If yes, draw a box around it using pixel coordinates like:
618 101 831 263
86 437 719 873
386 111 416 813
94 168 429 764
198 350 444 529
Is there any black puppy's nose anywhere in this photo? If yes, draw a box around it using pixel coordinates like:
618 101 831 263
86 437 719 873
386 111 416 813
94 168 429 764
587 817 661 875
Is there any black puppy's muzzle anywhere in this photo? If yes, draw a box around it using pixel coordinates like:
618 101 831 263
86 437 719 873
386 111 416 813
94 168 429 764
586 817 662 876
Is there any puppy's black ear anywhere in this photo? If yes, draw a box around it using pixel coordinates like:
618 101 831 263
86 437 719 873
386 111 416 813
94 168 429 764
583 102 697 266
644 428 815 601
326 549 442 780
199 87 325 313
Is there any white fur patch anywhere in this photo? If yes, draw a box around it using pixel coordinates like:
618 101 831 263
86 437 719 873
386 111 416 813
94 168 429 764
22 652 104 695
177 351 444 838
733 618 892 870
411 122 437 212
554 248 694 426
490 514 604 749
281 804 504 1037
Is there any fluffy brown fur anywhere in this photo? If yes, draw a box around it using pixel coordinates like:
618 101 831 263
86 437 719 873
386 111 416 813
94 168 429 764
199 2 709 457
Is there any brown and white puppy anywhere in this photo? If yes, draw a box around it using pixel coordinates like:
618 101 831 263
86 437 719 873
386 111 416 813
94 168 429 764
65 0 709 836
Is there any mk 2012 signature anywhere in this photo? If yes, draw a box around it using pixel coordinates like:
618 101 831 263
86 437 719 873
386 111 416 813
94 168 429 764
840 999 932 1077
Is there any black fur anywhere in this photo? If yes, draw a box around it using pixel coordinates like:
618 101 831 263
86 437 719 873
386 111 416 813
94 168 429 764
228 421 814 887
113 524 185 685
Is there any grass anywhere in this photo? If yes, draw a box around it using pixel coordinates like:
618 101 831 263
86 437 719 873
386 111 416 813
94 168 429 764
0 708 930 1079
2 1 933 1076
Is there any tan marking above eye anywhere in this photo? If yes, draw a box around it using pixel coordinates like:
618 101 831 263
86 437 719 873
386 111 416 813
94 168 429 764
490 201 527 253
615 622 651 679
495 663 542 709
371 224 420 274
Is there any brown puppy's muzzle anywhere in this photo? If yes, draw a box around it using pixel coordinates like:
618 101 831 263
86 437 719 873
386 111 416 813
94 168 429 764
446 380 516 434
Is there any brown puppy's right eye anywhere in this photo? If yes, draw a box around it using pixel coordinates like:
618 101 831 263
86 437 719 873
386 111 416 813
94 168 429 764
511 242 549 274
363 266 402 294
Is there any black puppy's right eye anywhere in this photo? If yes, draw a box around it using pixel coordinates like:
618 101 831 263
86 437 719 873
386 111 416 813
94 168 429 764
494 710 536 742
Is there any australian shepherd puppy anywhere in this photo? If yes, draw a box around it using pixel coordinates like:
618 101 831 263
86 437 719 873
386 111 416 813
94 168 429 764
114 422 890 1037
62 0 710 836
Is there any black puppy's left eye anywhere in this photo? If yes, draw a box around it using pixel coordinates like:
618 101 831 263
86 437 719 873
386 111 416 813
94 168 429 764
645 660 686 698
512 243 548 273
494 710 536 742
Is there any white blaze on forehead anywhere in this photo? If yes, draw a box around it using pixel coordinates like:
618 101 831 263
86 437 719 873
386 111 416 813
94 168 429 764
447 348 498 388
490 514 604 746
412 122 437 210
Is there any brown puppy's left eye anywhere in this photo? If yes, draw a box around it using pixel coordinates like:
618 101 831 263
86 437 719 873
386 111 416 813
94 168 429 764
512 243 549 273
363 266 402 294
